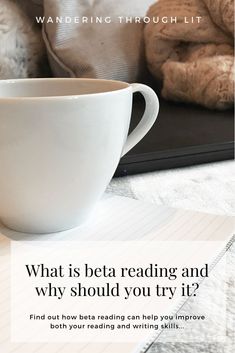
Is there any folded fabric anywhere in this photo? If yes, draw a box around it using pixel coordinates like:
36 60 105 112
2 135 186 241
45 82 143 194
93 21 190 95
42 0 154 82
144 0 234 110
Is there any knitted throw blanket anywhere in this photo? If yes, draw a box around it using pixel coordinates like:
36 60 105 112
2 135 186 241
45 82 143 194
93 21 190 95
144 0 234 110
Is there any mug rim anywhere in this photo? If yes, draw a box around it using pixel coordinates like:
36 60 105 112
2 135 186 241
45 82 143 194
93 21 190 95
0 77 131 101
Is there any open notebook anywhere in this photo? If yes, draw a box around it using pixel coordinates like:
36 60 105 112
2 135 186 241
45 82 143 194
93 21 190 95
0 195 234 353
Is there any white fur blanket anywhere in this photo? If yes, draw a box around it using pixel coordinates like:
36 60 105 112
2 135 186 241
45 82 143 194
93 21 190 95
0 0 45 78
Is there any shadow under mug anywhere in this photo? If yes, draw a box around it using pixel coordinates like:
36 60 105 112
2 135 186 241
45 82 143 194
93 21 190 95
0 78 159 233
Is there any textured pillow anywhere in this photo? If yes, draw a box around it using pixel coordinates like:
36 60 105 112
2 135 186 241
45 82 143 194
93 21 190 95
41 0 154 82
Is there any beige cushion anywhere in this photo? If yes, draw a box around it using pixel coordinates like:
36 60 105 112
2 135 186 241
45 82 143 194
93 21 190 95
41 0 154 82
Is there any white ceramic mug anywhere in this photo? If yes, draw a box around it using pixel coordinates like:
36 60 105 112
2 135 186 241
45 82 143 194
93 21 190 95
0 78 159 233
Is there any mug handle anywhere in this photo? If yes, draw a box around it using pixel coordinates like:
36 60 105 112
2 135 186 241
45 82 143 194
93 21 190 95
121 83 159 156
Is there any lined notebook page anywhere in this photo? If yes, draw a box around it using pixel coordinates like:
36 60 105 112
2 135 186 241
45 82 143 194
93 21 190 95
0 195 234 353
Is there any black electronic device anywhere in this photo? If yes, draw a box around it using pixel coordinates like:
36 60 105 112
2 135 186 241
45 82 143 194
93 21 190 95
116 82 234 177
